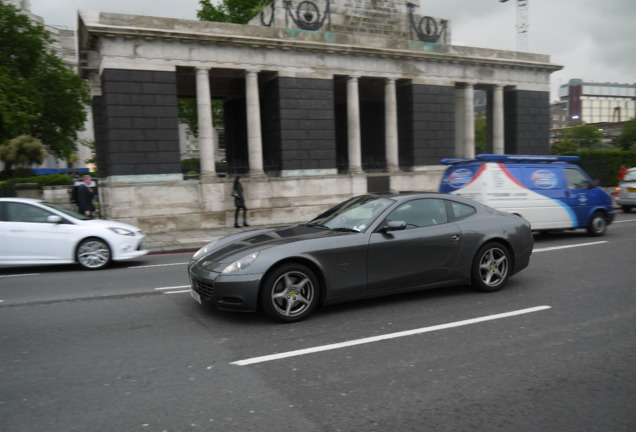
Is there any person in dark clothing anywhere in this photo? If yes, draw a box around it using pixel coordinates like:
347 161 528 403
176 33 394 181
232 176 249 228
76 175 96 218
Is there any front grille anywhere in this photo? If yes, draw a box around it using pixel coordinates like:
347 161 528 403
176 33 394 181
192 278 214 299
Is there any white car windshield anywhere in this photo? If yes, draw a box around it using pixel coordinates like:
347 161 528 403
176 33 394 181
40 201 91 220
623 170 636 182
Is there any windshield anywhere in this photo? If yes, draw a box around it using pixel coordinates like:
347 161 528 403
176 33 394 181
624 170 636 182
308 196 394 232
40 201 91 220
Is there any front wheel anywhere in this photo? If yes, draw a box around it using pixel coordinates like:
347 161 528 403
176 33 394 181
587 211 607 237
260 263 319 323
76 238 112 270
471 242 511 292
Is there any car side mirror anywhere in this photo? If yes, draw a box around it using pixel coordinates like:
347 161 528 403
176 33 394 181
382 220 407 232
47 215 62 224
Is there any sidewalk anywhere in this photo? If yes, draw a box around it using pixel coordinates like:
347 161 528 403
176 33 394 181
144 224 278 254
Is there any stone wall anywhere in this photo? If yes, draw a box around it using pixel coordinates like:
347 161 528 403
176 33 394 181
100 169 444 233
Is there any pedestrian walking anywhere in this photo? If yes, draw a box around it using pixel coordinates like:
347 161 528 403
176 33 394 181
76 174 96 218
232 176 249 228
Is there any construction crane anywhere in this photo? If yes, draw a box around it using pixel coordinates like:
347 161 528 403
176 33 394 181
500 0 529 52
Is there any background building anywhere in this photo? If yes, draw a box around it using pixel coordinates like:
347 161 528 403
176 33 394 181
559 79 636 124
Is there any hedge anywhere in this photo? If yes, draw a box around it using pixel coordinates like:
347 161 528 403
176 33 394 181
559 150 636 187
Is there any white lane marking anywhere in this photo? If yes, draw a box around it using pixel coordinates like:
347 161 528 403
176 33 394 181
533 241 607 253
614 218 636 223
164 290 191 294
154 286 190 291
129 262 188 269
231 305 551 366
0 273 40 278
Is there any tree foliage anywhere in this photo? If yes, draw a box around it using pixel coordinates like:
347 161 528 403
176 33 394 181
551 122 603 154
0 135 49 170
474 113 487 154
617 117 636 151
0 2 89 160
197 0 268 24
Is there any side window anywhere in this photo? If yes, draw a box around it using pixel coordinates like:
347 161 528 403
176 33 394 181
386 199 448 229
450 201 476 221
6 202 53 223
564 168 591 190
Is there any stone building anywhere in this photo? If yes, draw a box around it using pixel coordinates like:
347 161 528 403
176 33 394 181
77 0 561 232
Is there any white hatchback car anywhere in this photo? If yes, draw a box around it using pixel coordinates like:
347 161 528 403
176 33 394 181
615 167 636 213
0 197 147 269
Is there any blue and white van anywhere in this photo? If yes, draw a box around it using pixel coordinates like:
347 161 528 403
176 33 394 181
439 154 615 236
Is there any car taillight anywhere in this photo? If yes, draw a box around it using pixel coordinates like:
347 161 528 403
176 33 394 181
613 187 621 196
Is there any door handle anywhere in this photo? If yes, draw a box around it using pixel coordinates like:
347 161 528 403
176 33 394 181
450 235 460 241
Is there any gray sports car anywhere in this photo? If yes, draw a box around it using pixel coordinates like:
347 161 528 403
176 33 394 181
188 193 533 322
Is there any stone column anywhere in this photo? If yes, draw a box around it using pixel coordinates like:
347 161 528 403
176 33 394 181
464 83 475 159
492 85 505 154
347 76 363 174
385 78 400 172
245 70 265 178
196 68 216 179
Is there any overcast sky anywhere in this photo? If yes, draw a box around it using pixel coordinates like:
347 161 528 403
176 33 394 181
28 0 636 101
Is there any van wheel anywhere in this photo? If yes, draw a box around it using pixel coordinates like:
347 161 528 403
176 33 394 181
587 211 607 236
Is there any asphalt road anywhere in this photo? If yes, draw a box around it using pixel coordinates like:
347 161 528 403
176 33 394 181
1 214 635 432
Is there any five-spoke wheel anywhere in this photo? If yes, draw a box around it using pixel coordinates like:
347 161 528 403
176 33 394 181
76 238 112 270
260 263 319 322
472 242 511 292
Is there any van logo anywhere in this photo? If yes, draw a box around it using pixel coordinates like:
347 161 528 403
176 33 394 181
531 170 558 189
448 168 474 188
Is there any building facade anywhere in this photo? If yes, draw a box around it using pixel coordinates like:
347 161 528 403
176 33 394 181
559 79 636 124
77 0 561 232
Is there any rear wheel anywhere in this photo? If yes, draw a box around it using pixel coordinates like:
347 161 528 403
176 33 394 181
471 242 511 292
76 238 111 270
587 211 607 236
621 206 632 213
260 263 319 323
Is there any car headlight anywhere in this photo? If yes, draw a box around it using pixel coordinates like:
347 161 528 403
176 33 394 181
109 227 134 236
193 240 218 260
222 252 259 274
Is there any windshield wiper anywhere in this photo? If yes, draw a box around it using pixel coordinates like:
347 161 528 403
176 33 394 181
305 223 332 230
332 227 359 233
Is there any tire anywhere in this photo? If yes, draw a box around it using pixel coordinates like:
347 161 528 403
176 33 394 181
260 263 319 323
471 242 511 292
621 206 632 213
586 211 607 237
76 238 112 270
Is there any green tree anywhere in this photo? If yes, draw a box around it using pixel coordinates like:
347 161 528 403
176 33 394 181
474 113 487 154
552 122 603 153
0 2 89 160
0 135 49 170
616 117 636 151
197 0 267 24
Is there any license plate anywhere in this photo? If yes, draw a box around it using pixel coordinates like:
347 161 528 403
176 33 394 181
190 288 201 304
628 188 636 193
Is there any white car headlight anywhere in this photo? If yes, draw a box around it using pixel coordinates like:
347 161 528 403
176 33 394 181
109 227 134 236
222 252 259 274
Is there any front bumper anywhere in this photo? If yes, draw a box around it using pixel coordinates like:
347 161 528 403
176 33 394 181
189 266 262 312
